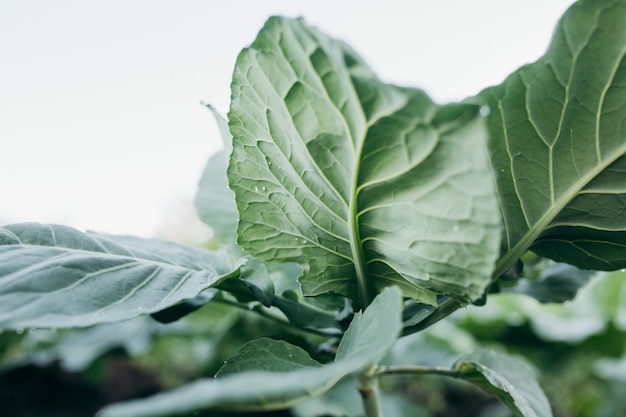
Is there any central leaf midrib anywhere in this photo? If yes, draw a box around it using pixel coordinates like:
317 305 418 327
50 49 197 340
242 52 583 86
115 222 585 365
348 129 370 309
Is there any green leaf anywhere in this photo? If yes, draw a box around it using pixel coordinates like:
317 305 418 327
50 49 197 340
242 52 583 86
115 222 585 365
454 349 552 417
481 0 626 277
271 293 347 335
21 316 161 372
333 285 402 365
504 262 595 303
216 337 322 376
194 104 238 245
218 259 347 334
97 286 403 417
216 256 275 306
270 261 350 334
0 223 238 329
150 293 214 323
228 16 501 308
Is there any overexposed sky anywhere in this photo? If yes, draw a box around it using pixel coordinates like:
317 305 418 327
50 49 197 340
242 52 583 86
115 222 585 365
0 0 575 238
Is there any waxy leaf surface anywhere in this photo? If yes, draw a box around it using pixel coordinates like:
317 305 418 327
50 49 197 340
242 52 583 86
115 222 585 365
482 0 626 276
0 223 237 329
228 16 501 307
97 286 403 416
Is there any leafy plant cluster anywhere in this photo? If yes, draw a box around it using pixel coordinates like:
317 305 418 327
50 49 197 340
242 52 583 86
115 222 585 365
1 0 626 416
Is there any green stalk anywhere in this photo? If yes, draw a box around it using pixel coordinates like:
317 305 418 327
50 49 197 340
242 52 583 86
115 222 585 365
375 364 460 378
359 365 384 417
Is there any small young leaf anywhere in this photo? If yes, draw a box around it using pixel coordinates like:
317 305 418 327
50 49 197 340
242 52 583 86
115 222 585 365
216 256 275 306
97 286 403 417
216 337 323 376
454 349 552 417
335 286 403 365
0 223 238 329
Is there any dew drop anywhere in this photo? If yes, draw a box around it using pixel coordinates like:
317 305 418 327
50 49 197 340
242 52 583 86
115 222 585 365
479 105 490 116
261 186 267 191
254 186 259 192
452 225 460 232
621 268 626 273
137 306 143 311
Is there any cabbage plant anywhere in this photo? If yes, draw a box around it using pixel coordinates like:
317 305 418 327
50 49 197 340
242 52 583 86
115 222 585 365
1 0 625 416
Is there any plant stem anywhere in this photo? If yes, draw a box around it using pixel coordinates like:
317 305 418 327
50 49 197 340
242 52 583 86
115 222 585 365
375 364 460 378
359 365 384 417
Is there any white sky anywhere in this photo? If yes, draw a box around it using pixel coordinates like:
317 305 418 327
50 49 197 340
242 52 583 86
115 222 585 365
0 0 575 238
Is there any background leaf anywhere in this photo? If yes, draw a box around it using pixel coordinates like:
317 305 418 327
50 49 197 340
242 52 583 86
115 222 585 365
504 262 595 303
97 286 403 417
228 16 501 307
194 104 239 245
481 0 626 277
454 349 552 417
0 223 238 329
195 149 237 245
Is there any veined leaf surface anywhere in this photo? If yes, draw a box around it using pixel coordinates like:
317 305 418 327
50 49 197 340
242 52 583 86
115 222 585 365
228 16 501 307
0 223 238 329
97 286 403 416
481 0 626 275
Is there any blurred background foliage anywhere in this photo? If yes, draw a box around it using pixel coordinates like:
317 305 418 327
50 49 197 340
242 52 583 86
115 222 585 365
1 203 625 417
